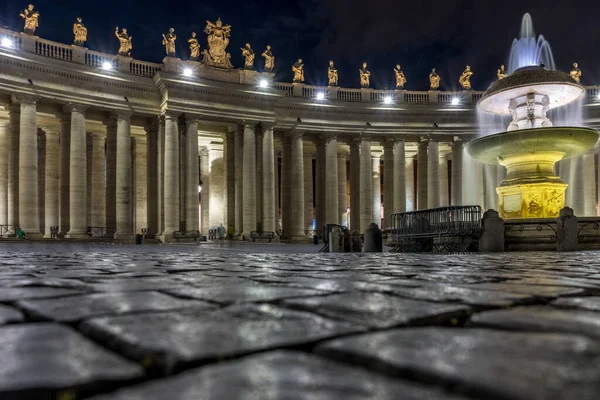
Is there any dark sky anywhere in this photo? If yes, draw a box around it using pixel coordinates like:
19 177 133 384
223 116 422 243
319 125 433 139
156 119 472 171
2 0 599 90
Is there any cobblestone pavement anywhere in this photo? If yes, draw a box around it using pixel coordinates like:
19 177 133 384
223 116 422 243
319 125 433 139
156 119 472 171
2 242 600 399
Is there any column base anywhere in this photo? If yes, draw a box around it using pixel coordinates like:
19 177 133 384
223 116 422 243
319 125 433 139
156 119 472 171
24 232 43 239
158 232 176 243
65 231 90 239
114 233 135 243
286 235 308 243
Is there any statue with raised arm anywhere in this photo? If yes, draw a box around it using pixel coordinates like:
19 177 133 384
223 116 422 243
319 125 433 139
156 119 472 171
20 4 39 35
202 18 233 68
162 28 176 57
570 62 582 84
73 17 87 46
292 59 305 83
262 45 274 72
327 61 338 86
241 43 255 70
115 26 132 57
359 62 371 88
497 64 508 80
394 64 406 89
429 68 440 90
188 32 200 61
459 65 473 90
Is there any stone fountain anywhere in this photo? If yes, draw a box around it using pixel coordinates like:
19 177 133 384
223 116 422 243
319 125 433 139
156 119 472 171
466 15 599 219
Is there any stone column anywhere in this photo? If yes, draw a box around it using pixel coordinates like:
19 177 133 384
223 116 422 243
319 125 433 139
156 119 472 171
451 138 463 206
406 155 415 211
568 155 585 216
90 133 106 228
427 140 439 209
161 112 180 240
242 123 257 237
255 129 263 225
383 140 394 226
417 140 428 210
157 118 165 236
372 153 381 227
17 96 40 236
114 112 133 240
393 139 406 213
303 148 313 232
134 136 147 233
439 151 449 207
274 151 280 232
325 134 339 224
583 151 596 216
37 133 46 235
359 138 373 232
262 125 276 233
200 148 209 234
209 144 224 228
349 139 360 230
315 138 326 234
224 130 236 233
145 121 159 237
7 104 20 229
289 130 305 239
0 122 7 226
185 116 199 232
104 116 117 231
281 137 291 237
43 130 59 237
234 125 243 234
65 103 88 238
337 151 347 227
86 134 92 228
483 164 498 210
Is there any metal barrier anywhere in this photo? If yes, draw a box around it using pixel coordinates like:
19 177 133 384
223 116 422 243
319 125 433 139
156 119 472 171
0 225 16 238
50 226 59 238
389 206 483 252
87 227 116 238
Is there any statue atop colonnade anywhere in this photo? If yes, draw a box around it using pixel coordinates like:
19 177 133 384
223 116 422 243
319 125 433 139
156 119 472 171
115 27 132 57
202 18 233 68
20 4 39 35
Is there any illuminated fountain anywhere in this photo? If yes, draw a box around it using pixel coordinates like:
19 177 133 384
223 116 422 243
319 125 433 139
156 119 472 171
467 14 599 219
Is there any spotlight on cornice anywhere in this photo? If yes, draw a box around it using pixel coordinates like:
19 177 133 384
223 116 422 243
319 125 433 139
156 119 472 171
383 95 393 104
259 79 269 88
101 61 113 71
316 92 325 100
182 68 193 77
451 97 460 105
1 37 14 48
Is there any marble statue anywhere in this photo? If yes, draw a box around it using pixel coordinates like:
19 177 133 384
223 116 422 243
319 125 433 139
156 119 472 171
429 68 440 90
202 18 233 68
394 64 406 89
292 59 305 83
20 4 39 35
570 63 582 84
115 27 132 57
497 64 508 80
359 62 371 88
328 60 338 86
241 43 255 70
262 45 274 72
162 28 176 57
188 32 200 61
459 65 473 90
73 17 87 46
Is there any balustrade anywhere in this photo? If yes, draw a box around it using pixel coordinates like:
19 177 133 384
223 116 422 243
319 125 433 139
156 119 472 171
35 39 72 61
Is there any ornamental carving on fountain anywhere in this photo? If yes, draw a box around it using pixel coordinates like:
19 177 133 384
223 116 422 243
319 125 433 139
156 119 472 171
202 18 233 69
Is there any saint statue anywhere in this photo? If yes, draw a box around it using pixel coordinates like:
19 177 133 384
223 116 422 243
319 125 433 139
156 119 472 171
570 62 582 84
241 43 255 70
162 28 176 58
202 18 233 69
429 68 440 90
359 62 370 88
262 45 275 72
327 60 338 86
115 27 132 57
20 4 40 35
497 64 508 80
459 65 473 90
394 64 406 89
292 59 305 83
73 17 87 46
188 32 200 61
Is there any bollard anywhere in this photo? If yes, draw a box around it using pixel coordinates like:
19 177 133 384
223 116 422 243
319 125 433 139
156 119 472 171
329 226 343 252
479 209 505 252
556 207 578 252
351 230 362 252
363 223 383 252
343 230 352 252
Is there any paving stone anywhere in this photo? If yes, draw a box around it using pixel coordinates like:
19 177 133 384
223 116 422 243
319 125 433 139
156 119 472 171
0 287 85 302
88 350 469 400
283 292 471 328
0 305 24 324
315 327 600 400
466 283 586 298
470 306 600 339
80 304 366 373
163 285 331 305
85 277 186 292
0 323 143 398
551 296 600 312
16 291 215 322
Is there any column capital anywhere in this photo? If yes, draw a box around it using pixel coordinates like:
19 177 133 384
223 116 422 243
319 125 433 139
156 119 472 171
103 115 117 129
323 132 338 144
162 110 181 120
4 102 20 113
286 128 304 140
55 111 70 123
91 132 106 140
42 128 60 136
114 110 132 120
63 103 88 113
382 137 395 149
241 120 259 129
184 113 201 124
260 122 275 131
15 94 40 105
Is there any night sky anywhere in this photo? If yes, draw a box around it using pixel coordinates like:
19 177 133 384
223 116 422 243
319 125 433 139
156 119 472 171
2 0 598 90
